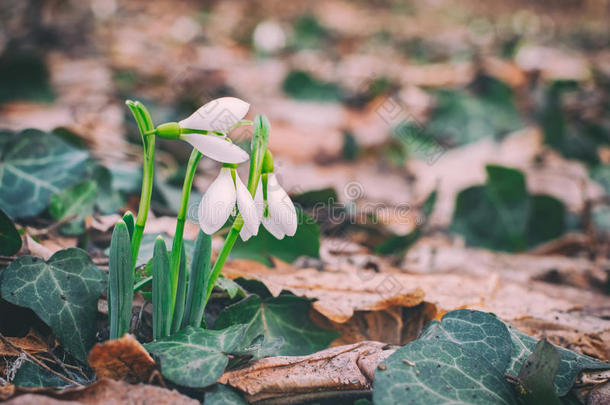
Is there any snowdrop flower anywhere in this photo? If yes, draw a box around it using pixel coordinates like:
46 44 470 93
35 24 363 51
241 152 297 241
198 164 259 239
156 97 250 163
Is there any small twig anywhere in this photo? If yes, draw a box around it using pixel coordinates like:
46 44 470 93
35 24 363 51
0 333 82 387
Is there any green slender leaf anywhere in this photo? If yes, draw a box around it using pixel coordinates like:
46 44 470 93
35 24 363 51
0 129 89 218
373 340 517 405
144 325 247 388
108 221 133 339
0 208 21 255
0 249 106 363
152 237 172 339
418 309 512 372
183 231 212 328
512 340 562 405
205 384 248 405
214 294 339 356
171 245 187 334
122 211 135 239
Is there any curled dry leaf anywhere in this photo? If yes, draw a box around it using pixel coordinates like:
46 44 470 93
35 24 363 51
87 335 155 383
219 341 396 403
3 379 197 405
0 330 48 357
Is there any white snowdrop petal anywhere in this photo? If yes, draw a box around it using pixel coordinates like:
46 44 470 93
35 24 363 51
181 134 249 163
235 174 259 236
239 225 254 242
261 216 286 239
254 180 264 219
198 168 236 234
179 97 250 133
267 174 298 237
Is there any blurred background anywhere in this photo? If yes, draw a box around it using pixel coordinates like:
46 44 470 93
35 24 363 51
1 0 609 258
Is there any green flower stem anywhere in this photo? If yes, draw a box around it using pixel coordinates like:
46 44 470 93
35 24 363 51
204 217 242 306
169 149 202 315
126 101 156 268
203 115 270 309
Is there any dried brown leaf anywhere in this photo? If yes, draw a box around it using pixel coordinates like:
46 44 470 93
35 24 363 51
87 335 155 383
4 379 197 405
0 330 48 357
219 341 395 403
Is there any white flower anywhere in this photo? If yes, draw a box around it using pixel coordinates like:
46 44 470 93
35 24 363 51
179 97 250 164
243 173 296 240
198 167 259 238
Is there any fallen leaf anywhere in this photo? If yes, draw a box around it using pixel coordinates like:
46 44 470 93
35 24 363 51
0 331 48 357
88 335 155 383
0 385 15 401
219 341 395 403
4 379 198 405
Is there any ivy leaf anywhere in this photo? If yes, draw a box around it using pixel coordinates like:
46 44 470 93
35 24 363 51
451 165 565 252
511 339 562 405
0 129 89 218
231 209 320 266
505 324 610 396
204 384 248 405
49 180 98 235
12 360 71 388
214 294 339 356
282 70 343 102
426 75 523 146
0 208 21 256
373 340 517 405
0 249 107 363
418 309 512 372
143 325 247 388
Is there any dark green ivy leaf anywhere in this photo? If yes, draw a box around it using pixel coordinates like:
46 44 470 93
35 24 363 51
143 325 247 388
373 339 517 405
0 129 90 219
451 165 565 252
214 294 339 356
282 70 343 102
0 249 107 363
418 309 512 372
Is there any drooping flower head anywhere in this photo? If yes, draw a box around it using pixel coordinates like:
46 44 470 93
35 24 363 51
198 164 259 239
241 150 297 241
156 97 250 163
